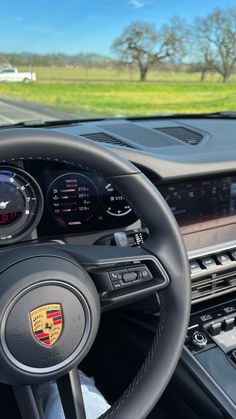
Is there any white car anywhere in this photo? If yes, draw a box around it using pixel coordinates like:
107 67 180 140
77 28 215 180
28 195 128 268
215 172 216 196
0 67 36 83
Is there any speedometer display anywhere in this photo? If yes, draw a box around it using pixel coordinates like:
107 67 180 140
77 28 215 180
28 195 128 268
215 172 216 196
103 183 132 217
47 173 99 227
0 167 43 243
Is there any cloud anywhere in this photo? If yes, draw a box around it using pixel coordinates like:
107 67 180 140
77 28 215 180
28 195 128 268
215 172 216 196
129 0 144 9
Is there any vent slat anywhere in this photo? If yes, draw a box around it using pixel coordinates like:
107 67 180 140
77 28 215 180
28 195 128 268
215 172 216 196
155 127 203 145
81 132 134 148
192 271 236 300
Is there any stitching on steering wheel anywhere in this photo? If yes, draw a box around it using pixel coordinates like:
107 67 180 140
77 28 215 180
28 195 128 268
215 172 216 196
100 292 166 418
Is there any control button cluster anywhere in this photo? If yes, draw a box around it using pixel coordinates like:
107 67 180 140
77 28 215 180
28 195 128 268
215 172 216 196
188 301 236 354
193 304 236 326
208 317 236 336
189 248 236 275
109 265 153 290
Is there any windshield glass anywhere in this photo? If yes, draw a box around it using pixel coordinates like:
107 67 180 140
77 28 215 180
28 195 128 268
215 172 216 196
1 0 236 124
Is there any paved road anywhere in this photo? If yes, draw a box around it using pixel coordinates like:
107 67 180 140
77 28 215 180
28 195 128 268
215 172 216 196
0 99 77 125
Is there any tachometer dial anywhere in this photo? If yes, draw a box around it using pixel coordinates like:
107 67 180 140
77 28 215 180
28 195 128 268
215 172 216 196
47 173 98 227
103 183 132 217
0 167 43 244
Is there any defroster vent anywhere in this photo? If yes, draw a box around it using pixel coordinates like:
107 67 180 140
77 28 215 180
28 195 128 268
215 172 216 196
81 132 135 148
154 127 204 145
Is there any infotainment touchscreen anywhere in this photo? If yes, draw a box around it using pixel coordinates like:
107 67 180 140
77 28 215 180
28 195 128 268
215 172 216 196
158 175 236 234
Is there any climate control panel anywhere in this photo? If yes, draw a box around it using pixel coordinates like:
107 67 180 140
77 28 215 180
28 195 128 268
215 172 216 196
186 299 236 362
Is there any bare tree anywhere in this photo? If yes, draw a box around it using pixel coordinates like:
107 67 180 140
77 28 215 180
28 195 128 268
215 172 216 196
196 8 236 82
112 19 187 82
189 41 215 82
198 47 215 82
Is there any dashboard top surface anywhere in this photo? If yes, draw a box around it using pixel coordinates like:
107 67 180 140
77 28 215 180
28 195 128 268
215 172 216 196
51 116 236 180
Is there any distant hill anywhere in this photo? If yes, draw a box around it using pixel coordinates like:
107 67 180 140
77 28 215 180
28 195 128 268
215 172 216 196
73 53 112 63
0 52 113 68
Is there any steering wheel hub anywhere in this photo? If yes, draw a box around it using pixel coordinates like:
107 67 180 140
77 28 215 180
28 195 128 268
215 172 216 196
0 249 100 384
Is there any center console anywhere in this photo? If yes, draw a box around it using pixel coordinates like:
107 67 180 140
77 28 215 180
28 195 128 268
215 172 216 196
186 295 236 399
150 172 236 417
183 246 236 418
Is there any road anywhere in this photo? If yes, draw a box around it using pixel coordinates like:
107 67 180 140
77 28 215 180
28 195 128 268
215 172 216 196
0 99 77 125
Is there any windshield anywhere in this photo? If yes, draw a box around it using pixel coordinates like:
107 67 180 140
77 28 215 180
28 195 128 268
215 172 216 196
1 1 236 124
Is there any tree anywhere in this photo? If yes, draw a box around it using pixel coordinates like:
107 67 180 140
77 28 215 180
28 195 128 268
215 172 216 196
112 19 187 82
196 8 236 82
198 47 215 82
189 41 215 82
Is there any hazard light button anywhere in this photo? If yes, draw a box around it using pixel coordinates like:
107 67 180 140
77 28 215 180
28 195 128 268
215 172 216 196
216 254 231 265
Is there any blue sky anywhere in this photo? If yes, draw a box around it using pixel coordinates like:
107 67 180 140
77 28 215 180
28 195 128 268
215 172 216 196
1 0 236 55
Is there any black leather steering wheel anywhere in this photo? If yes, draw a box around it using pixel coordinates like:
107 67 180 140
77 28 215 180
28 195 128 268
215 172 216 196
0 128 191 419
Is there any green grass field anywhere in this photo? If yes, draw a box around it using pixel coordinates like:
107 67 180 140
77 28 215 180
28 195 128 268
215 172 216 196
0 67 236 117
0 81 236 117
16 66 236 83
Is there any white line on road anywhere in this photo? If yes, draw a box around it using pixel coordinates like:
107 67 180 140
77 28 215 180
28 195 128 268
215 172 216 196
0 113 15 123
0 99 56 123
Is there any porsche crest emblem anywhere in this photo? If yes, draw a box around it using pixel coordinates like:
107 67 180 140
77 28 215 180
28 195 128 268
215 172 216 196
30 303 63 347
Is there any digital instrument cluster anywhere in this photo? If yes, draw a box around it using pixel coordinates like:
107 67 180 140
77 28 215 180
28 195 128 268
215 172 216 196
24 161 137 239
0 162 137 243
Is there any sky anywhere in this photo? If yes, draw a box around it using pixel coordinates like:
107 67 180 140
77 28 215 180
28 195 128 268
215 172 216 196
0 0 236 56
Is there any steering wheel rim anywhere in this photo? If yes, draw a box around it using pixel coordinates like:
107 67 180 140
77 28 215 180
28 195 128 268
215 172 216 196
0 128 191 419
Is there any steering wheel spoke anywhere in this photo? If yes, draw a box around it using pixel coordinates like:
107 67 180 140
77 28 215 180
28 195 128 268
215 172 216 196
57 367 86 419
13 368 87 419
61 244 169 311
13 384 45 419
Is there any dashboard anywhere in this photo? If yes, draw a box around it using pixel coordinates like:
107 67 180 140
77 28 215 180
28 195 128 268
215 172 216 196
2 116 236 254
2 161 236 248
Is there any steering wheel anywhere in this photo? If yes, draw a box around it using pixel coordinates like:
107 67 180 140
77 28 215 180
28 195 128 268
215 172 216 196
0 128 191 419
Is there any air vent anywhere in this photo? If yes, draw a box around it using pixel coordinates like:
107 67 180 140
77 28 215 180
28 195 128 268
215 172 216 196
81 132 134 148
154 127 204 145
192 270 236 300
